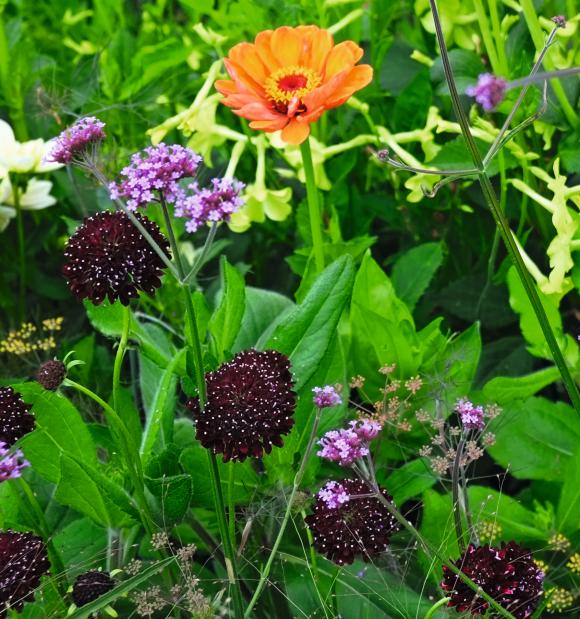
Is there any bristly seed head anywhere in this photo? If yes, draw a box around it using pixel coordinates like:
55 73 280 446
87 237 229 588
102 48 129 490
0 387 35 447
72 570 115 607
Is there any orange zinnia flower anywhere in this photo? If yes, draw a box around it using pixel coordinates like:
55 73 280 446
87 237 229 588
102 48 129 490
215 26 373 145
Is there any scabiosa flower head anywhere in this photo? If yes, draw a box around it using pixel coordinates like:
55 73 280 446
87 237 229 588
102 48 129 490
466 74 507 111
49 117 106 164
72 570 115 607
0 442 30 482
312 385 342 408
175 177 245 233
186 349 296 463
317 428 368 466
441 542 544 618
317 481 350 509
63 211 170 306
36 360 66 391
350 418 382 441
109 143 201 211
0 530 50 614
305 479 399 565
0 387 35 447
456 399 485 431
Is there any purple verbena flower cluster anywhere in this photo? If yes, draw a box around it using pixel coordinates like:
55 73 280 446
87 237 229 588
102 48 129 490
318 481 351 509
0 442 29 482
49 117 106 164
109 143 202 211
312 385 342 409
466 73 507 111
175 177 245 233
317 418 382 466
455 398 485 431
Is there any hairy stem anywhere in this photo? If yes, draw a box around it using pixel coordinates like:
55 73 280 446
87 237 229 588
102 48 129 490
112 304 131 413
300 137 325 273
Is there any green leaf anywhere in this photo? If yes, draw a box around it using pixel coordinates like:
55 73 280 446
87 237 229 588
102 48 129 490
392 69 432 132
488 397 580 480
52 518 107 577
392 242 444 311
383 459 437 505
263 255 355 391
557 446 580 534
17 384 98 483
482 366 561 404
209 256 246 361
145 473 192 522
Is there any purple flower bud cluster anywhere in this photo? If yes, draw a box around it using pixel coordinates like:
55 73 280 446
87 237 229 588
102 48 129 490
317 418 382 466
49 117 106 164
175 177 245 233
466 73 507 111
0 442 30 482
312 385 342 409
455 398 485 431
109 143 202 211
318 481 351 509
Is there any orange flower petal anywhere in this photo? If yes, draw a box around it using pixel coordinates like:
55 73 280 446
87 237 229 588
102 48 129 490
271 26 302 67
235 101 280 121
324 41 361 79
324 65 374 108
254 30 280 72
303 70 349 111
280 118 311 144
303 28 334 74
224 58 265 97
229 42 269 83
249 118 288 131
215 80 238 95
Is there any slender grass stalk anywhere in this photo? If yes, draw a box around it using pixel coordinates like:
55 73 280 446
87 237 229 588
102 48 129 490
112 305 131 413
244 407 323 618
157 195 244 619
12 180 25 322
487 0 508 75
425 597 451 619
473 0 500 73
428 0 580 415
299 137 325 273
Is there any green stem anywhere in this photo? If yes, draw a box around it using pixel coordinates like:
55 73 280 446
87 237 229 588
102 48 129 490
425 597 451 619
157 195 244 619
113 305 131 413
244 408 323 618
451 439 466 552
473 0 500 73
299 137 325 274
429 0 580 415
487 0 508 75
228 462 237 552
12 180 25 322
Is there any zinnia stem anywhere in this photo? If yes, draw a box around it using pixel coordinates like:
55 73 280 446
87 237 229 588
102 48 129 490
244 407 323 618
428 0 580 415
299 137 325 273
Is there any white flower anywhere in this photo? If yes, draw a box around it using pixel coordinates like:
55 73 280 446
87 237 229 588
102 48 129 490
0 120 62 174
0 175 57 232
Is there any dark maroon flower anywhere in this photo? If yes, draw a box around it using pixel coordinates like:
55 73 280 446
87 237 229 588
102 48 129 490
72 570 115 607
305 479 400 565
0 530 50 616
36 360 66 391
186 349 296 463
63 211 170 306
441 542 544 618
0 387 35 448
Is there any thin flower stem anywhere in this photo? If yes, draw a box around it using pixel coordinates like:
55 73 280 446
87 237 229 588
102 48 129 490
425 597 451 619
428 0 580 415
451 439 466 552
228 462 237 553
473 0 500 74
300 137 325 273
184 221 219 283
487 0 508 76
508 66 580 89
112 304 131 413
244 407 323 618
12 180 25 322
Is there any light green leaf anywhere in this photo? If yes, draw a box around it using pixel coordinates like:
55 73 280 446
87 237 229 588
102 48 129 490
482 366 561 403
383 459 437 506
557 446 580 534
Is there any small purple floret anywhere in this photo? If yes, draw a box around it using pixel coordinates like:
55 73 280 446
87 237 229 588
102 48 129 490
318 481 350 509
466 73 507 111
455 398 485 431
317 428 368 466
175 177 245 233
350 418 382 441
0 442 30 482
552 15 566 28
312 385 342 409
49 116 106 164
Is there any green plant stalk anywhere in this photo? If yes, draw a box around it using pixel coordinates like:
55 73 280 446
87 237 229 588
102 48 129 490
12 180 25 322
473 0 500 73
244 407 323 618
228 462 237 552
299 137 325 274
428 0 580 414
487 0 508 76
519 0 578 129
157 196 244 619
425 597 451 619
451 439 466 552
112 305 131 413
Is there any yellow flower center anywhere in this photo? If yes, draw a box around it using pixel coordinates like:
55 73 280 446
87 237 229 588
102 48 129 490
264 65 321 105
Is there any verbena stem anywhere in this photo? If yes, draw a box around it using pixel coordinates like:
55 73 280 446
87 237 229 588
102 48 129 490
451 439 466 552
428 0 580 414
244 407 323 618
300 137 325 273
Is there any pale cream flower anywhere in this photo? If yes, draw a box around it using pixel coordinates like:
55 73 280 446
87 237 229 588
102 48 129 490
0 175 57 232
0 120 62 174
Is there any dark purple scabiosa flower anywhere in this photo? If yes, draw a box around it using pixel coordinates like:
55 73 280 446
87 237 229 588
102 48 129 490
186 349 296 463
0 530 50 615
49 117 106 165
36 360 66 391
312 385 342 408
466 74 507 111
305 479 399 565
109 143 201 211
0 443 30 482
63 211 170 306
72 570 115 607
175 177 245 233
0 387 35 448
455 398 485 431
441 542 544 618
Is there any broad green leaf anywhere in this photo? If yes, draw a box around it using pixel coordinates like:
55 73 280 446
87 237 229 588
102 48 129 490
392 242 444 311
557 446 580 534
145 473 192 522
383 459 437 506
17 384 97 483
52 518 108 576
263 255 355 391
488 397 580 480
482 366 561 403
208 256 245 361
